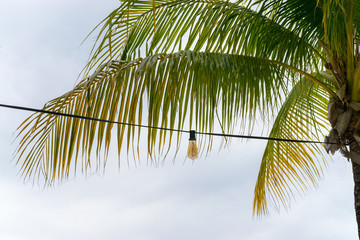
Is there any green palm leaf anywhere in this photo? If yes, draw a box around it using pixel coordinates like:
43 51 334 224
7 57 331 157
17 51 292 183
260 0 323 39
84 0 322 76
253 75 331 215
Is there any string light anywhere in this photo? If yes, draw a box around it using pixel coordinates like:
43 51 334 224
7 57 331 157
0 103 339 160
187 130 198 160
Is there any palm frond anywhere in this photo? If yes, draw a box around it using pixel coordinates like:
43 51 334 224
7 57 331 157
253 75 331 215
83 0 322 76
259 0 323 40
17 51 291 183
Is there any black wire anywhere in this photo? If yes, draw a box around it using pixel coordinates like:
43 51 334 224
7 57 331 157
0 103 188 134
197 132 330 144
0 103 335 145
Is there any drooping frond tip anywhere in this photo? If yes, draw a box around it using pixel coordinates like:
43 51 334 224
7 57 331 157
253 75 330 215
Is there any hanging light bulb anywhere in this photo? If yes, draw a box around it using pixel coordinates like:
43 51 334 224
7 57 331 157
187 130 198 160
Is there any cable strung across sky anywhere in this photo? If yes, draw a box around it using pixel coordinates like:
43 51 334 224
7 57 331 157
0 103 334 145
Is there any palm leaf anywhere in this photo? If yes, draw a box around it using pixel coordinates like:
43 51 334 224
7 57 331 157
83 0 322 76
259 0 323 39
253 75 331 215
17 51 292 183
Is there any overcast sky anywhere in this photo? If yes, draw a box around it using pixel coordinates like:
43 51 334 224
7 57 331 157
0 1 358 239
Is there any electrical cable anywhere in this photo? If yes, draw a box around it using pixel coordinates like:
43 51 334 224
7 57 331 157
0 103 336 145
0 103 188 133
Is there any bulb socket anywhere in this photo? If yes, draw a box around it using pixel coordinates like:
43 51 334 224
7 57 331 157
189 130 196 141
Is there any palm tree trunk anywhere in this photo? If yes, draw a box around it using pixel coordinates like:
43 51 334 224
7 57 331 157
327 99 360 238
350 137 360 239
352 161 360 239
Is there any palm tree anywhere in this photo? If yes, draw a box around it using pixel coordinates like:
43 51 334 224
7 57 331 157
16 0 360 237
